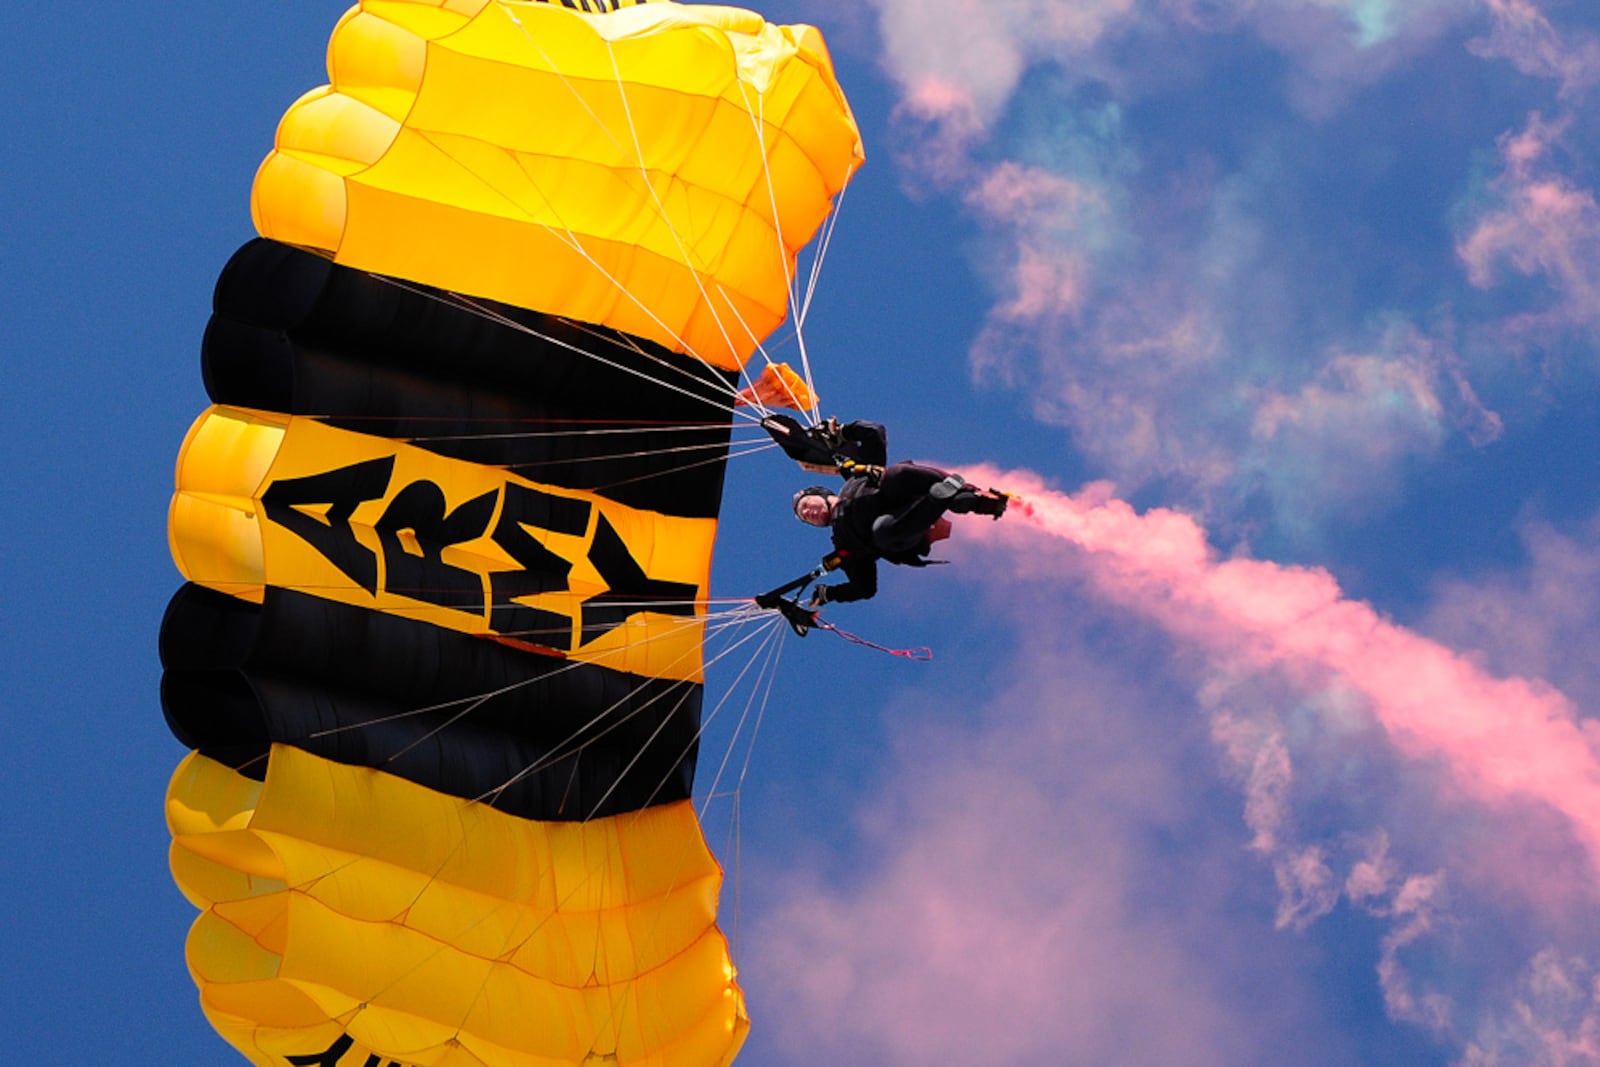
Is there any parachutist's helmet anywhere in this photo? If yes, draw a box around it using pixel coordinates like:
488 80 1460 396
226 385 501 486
792 486 834 526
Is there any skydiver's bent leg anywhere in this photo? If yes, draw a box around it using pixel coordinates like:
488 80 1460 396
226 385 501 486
872 463 952 552
931 472 1008 517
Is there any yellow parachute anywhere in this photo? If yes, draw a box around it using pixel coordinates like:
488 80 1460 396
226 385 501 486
162 2 861 1063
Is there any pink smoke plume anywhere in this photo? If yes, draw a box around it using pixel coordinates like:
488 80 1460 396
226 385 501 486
960 467 1600 882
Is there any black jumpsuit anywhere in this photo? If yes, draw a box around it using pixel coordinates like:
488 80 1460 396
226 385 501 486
819 423 954 603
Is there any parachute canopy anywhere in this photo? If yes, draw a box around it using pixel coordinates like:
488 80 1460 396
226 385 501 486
253 0 861 367
162 2 861 1064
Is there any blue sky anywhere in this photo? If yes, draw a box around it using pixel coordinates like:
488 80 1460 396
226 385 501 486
8 1 1600 1064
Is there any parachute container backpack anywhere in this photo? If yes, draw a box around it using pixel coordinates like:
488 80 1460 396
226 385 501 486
161 3 862 1064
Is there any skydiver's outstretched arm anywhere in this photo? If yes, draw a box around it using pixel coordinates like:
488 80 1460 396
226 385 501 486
761 415 889 474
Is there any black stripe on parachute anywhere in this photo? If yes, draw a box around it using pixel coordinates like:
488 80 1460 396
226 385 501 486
202 238 737 520
160 583 699 822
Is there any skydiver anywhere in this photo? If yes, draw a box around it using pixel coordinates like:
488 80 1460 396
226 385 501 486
756 418 1009 615
792 465 1007 605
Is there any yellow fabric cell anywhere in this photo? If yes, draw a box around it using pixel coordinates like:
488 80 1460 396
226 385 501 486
361 0 479 40
188 907 289 988
169 406 714 680
213 893 293 956
272 892 498 1031
252 0 862 367
168 754 289 913
169 841 277 913
169 750 745 1066
328 10 428 113
167 747 266 838
166 406 286 600
166 493 266 602
199 971 346 1048
171 830 290 905
170 400 284 499
251 151 352 254
274 88 399 171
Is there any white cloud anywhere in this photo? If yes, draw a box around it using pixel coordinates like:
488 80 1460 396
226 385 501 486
869 0 1137 122
748 598 1326 1065
1461 949 1600 1065
849 0 1600 541
1469 0 1600 101
1423 513 1600 720
1458 112 1600 345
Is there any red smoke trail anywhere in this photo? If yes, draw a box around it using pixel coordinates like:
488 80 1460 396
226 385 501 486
963 469 1600 882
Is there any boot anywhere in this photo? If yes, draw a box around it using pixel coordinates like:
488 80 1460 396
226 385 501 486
970 489 1009 518
945 486 1009 518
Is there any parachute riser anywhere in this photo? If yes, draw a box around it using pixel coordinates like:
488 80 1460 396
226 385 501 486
754 566 825 636
751 564 934 660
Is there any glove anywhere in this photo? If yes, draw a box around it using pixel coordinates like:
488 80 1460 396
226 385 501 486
836 458 883 482
808 585 831 608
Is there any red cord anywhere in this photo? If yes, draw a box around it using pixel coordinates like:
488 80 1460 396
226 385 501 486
812 618 933 660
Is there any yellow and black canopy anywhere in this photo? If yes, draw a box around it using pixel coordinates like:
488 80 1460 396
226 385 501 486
162 2 861 1063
